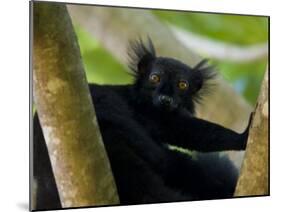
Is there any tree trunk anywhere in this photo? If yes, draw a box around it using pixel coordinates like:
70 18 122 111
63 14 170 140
33 2 119 208
234 69 269 196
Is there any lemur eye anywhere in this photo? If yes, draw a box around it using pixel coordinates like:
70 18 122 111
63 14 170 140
178 80 189 90
149 73 160 84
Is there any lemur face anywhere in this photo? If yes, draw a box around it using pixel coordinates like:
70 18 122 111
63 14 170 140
128 38 216 111
145 57 194 111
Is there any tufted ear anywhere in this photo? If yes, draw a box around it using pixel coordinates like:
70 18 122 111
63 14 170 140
190 59 217 96
128 37 156 75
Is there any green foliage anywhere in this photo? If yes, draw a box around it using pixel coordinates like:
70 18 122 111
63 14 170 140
153 10 268 45
214 59 267 104
74 26 133 85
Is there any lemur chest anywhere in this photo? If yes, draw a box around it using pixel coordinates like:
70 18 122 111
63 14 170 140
133 111 173 144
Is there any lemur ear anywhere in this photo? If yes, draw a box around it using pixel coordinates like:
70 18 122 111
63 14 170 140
128 37 156 75
190 59 216 94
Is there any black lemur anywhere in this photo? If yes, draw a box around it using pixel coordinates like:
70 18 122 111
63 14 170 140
33 38 251 210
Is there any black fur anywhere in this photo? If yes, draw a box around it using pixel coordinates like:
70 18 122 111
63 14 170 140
33 39 250 210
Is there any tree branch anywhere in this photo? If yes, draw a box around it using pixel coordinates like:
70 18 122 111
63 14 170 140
170 25 268 63
234 69 269 196
33 2 119 208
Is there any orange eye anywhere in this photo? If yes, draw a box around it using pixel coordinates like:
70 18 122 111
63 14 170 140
149 74 160 84
178 81 188 90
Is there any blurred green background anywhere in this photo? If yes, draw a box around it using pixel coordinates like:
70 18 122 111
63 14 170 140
74 10 268 106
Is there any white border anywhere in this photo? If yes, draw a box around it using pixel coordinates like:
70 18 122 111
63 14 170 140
1 0 279 212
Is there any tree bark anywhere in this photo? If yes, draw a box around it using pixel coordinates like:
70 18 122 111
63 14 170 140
234 69 269 196
33 2 119 208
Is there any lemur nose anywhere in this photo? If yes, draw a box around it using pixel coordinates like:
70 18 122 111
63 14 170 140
159 95 173 105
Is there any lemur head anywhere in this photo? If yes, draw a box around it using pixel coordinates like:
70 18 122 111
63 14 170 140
128 38 216 112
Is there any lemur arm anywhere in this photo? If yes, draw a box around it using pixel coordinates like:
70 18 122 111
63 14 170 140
164 112 251 152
